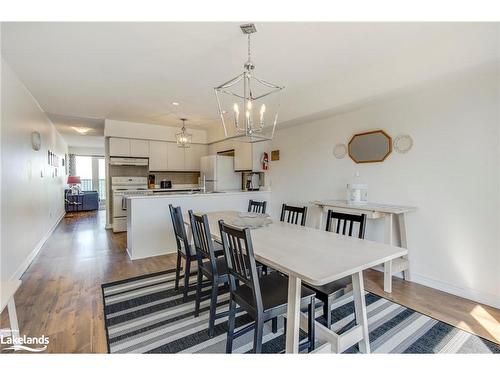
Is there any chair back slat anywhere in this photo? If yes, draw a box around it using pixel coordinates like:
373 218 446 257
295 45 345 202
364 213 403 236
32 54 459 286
325 210 366 239
248 200 267 214
218 220 263 310
189 210 218 271
169 204 192 258
280 204 308 226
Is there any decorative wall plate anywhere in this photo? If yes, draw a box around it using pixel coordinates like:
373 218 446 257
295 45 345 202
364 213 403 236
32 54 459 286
333 143 347 159
393 134 413 153
31 131 41 151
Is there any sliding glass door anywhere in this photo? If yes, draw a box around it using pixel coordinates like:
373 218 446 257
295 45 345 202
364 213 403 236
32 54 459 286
75 155 106 203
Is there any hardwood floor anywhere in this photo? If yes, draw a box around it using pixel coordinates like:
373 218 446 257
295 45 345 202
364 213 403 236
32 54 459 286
1 210 499 353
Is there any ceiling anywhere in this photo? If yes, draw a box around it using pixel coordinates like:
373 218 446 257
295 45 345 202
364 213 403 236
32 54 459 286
2 22 498 146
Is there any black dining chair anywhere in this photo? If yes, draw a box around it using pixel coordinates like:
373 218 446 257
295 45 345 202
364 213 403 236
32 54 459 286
306 210 367 329
219 220 316 353
280 204 308 226
189 210 231 337
169 205 226 302
248 199 267 214
169 204 199 302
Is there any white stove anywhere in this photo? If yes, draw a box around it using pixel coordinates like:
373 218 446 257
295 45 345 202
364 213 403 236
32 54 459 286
111 177 151 232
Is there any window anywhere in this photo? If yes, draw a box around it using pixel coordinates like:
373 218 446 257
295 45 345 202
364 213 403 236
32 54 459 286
74 156 106 202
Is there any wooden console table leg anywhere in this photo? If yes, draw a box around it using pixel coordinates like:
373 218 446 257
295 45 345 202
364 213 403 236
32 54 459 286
383 214 393 293
398 213 411 281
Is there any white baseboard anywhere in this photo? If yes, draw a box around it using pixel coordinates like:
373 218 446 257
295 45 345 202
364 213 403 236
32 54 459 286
126 247 176 261
411 272 500 309
10 211 65 281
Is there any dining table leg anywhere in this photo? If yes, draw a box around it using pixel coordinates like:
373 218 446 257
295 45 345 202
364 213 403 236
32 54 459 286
285 275 302 353
352 271 371 353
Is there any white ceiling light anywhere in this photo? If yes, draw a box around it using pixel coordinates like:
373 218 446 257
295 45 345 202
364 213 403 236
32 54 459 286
214 23 284 143
71 126 92 134
176 118 192 148
172 101 180 106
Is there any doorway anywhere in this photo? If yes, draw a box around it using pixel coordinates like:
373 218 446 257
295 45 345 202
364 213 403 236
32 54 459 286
75 155 106 209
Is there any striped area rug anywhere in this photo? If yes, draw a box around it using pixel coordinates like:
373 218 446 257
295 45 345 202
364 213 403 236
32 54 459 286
101 269 500 354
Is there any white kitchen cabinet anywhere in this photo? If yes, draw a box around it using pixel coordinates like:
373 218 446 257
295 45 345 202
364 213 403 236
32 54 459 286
130 139 149 157
184 144 208 171
223 140 270 172
149 141 168 171
109 137 150 157
167 142 185 171
234 142 253 171
109 138 131 157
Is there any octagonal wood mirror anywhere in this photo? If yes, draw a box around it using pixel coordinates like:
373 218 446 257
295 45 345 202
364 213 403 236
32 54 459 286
348 130 392 163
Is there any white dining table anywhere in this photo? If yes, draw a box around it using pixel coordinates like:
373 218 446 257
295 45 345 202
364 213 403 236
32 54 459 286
183 210 407 354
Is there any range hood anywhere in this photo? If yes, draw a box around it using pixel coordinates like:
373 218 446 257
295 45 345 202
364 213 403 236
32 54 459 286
109 157 148 166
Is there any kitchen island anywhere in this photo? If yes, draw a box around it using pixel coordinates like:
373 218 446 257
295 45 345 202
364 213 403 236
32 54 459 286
126 190 271 260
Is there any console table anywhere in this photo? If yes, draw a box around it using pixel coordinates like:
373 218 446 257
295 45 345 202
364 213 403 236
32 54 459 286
312 200 417 293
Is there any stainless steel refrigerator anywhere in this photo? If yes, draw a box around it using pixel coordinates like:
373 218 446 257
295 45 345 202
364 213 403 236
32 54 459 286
200 155 241 192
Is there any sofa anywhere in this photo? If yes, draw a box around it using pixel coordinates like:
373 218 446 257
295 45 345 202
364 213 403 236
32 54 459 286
65 189 99 212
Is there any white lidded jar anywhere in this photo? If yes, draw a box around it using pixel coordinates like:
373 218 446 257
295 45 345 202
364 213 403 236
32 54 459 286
347 172 368 205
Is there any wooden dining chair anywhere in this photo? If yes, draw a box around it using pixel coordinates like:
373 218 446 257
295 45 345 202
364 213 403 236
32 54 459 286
169 204 199 302
280 204 308 226
219 220 316 353
189 210 231 337
306 210 367 329
248 199 267 214
325 210 366 238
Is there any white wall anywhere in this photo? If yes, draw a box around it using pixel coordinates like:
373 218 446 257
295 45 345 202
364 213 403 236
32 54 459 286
1 58 68 281
267 64 500 308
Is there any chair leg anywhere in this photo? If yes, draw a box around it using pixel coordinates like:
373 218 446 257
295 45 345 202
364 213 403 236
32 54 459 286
208 281 219 337
226 298 237 354
323 299 332 329
194 269 203 317
253 316 264 353
174 252 182 291
183 260 191 302
308 297 316 352
271 317 278 334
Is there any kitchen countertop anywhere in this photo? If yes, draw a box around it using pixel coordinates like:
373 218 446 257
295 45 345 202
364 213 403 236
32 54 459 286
127 189 271 199
150 188 200 192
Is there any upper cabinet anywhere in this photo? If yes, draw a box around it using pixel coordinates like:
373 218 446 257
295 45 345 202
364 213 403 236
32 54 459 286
109 137 149 158
130 139 149 157
167 142 185 171
148 141 208 171
233 141 270 172
234 142 253 171
109 136 209 171
149 141 168 171
185 144 208 171
109 138 130 157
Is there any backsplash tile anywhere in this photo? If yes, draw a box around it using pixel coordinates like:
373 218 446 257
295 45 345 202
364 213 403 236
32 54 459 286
150 172 200 184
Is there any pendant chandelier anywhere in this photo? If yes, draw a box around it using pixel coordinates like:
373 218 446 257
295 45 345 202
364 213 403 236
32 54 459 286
214 23 284 143
176 118 192 148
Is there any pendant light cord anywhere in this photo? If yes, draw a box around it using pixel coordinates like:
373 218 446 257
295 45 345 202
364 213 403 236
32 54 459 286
247 34 251 62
